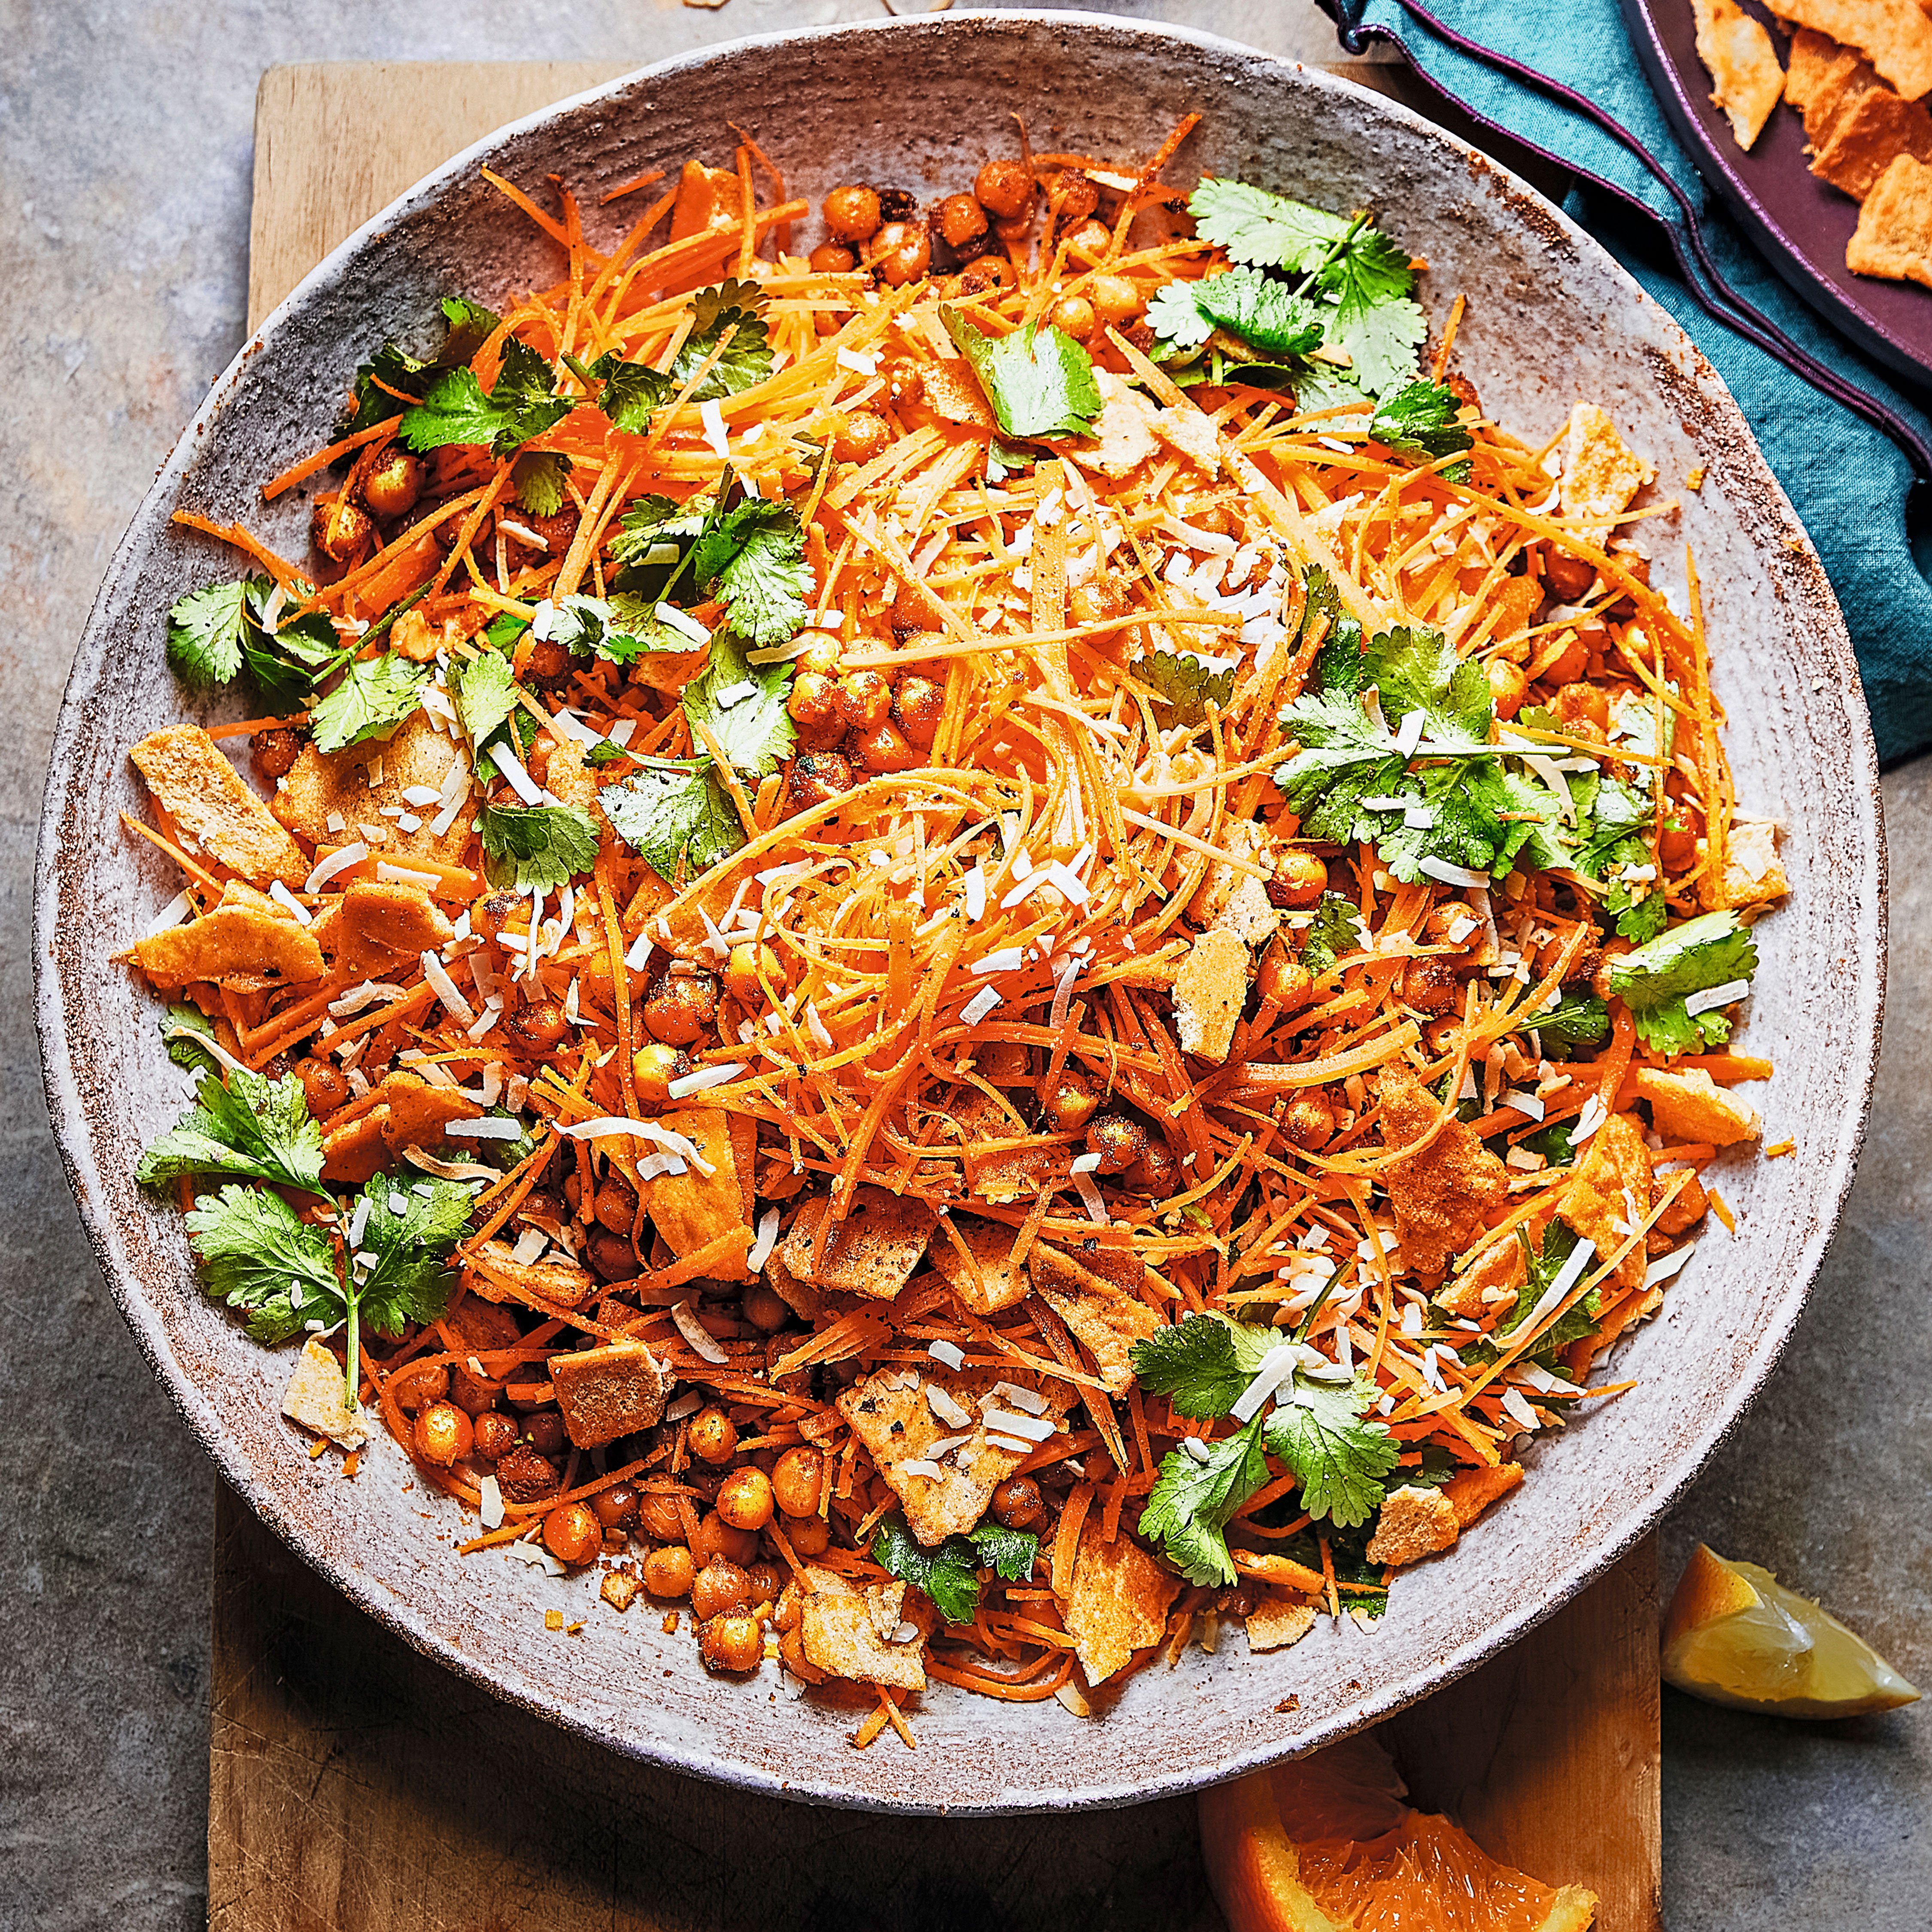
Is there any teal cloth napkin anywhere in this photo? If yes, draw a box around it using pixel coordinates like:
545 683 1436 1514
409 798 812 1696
1323 0 1932 764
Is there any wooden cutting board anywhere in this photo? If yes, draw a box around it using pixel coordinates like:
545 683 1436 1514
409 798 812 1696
210 60 1661 1932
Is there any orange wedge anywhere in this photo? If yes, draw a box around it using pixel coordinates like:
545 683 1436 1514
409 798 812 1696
1662 1543 1920 1719
1200 1733 1598 1932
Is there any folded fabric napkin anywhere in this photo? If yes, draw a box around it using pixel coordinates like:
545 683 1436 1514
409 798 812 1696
1322 0 1932 764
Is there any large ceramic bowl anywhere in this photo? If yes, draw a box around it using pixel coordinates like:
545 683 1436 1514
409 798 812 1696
35 12 1883 1810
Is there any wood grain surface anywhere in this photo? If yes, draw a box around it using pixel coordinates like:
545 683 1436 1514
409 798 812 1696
210 58 1656 1932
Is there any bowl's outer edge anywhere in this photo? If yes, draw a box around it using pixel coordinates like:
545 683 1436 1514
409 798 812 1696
35 10 1885 1812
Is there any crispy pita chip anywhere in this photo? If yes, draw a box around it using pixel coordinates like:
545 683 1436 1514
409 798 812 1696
1378 1067 1509 1278
953 1089 1072 1204
636 1107 751 1273
1245 1598 1318 1654
1437 1233 1527 1321
125 900 326 990
550 1340 673 1447
130 724 310 888
836 1367 1071 1546
1063 1523 1179 1684
1442 1460 1524 1531
1785 25 1852 107
919 361 997 431
1695 0 1789 146
1188 820 1281 947
331 878 454 971
1057 368 1160 479
1030 1240 1146 1298
464 1236 595 1310
281 1336 367 1448
763 1243 824 1323
271 707 473 866
1718 817 1789 906
1365 1485 1460 1568
1848 149 1932 280
782 1188 938 1300
1560 402 1656 547
1812 80 1932 194
926 1215 1030 1314
1561 1109 1654 1294
1632 1066 1762 1146
1037 1285 1162 1395
1171 927 1249 1063
1764 0 1932 98
799 1565 927 1690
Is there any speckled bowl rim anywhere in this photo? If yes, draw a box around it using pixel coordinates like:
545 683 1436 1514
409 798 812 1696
35 11 1884 1811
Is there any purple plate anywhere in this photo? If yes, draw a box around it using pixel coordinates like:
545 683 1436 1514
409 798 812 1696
1625 0 1932 387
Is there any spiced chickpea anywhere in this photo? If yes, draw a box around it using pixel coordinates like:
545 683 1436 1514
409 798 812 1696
690 1510 760 1568
1540 547 1596 604
1269 851 1328 909
637 1492 685 1543
449 1360 501 1417
1283 1091 1337 1151
1088 273 1143 326
1659 809 1701 872
745 1561 784 1608
772 1446 824 1519
251 726 302 783
724 943 781 1007
699 1613 765 1674
393 1361 450 1413
691 1558 754 1621
786 750 857 813
1127 1139 1181 1197
1552 682 1610 735
716 1466 775 1533
781 1510 830 1555
1487 659 1528 720
823 184 882 242
832 669 893 732
472 1411 518 1461
892 674 945 750
525 637 571 685
991 1475 1046 1531
689 1406 738 1465
361 447 423 520
1041 1068 1101 1135
870 221 932 287
643 1544 696 1598
788 669 838 730
295 1058 348 1119
808 241 856 274
473 889 522 942
794 630 843 677
522 1410 566 1458
830 410 893 465
642 972 718 1047
594 1176 638 1235
1256 947 1312 1012
958 255 1015 296
852 720 918 773
631 1041 691 1109
586 1228 636 1283
744 1284 790 1334
310 496 372 563
1050 295 1096 341
542 1501 601 1567
591 1483 640 1533
507 997 569 1051
974 157 1033 220
1062 218 1112 259
1539 631 1592 688
938 193 989 250
413 1402 472 1467
1400 954 1461 1018
1048 170 1100 225
1085 1112 1147 1175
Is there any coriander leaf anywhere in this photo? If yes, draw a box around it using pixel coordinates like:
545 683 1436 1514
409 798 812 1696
1318 227 1425 398
482 609 530 653
511 450 571 517
1370 381 1473 480
535 593 671 667
137 1064 327 1195
351 1175 475 1338
1146 279 1216 351
161 1003 220 1070
398 334 572 457
586 350 673 434
346 339 434 436
1130 1312 1249 1419
968 1523 1040 1582
1607 909 1757 1054
166 577 343 708
1298 892 1367 975
475 801 600 890
166 582 249 687
940 305 1103 440
873 1519 981 1624
601 757 744 885
450 647 522 749
1140 1415 1270 1586
584 738 632 768
1470 1224 1599 1369
682 631 797 779
1263 1373 1399 1528
184 1183 343 1344
1530 993 1610 1051
686 498 812 647
1146 267 1325 365
438 295 501 362
603 594 713 662
307 651 429 754
674 278 774 400
1188 178 1355 272
608 493 711 572
1519 1116 1576 1166
1140 647 1238 727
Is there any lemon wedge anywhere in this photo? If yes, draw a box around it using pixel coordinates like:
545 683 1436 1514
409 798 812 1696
1662 1543 1920 1719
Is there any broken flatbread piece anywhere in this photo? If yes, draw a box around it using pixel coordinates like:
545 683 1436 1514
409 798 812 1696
1038 1284 1162 1395
782 1188 938 1300
1763 0 1932 101
130 724 310 888
550 1340 673 1447
282 1335 367 1448
1560 403 1656 548
1063 1522 1180 1684
926 1214 1030 1314
1848 150 1932 282
799 1565 927 1690
1172 926 1249 1063
1694 0 1788 147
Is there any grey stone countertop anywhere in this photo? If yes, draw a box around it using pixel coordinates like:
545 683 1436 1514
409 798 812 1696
3 2 1925 1925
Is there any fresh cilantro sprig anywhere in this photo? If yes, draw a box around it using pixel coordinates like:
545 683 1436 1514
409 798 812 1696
1143 267 1326 362
1370 382 1474 481
574 278 774 432
610 478 811 648
1140 647 1238 727
398 335 572 458
137 1063 328 1196
307 651 430 753
1606 909 1758 1054
602 759 742 886
166 576 349 713
872 1519 1041 1624
1139 1417 1272 1587
1189 179 1358 270
1460 1224 1598 1371
940 306 1103 439
343 295 502 437
511 450 571 516
682 632 797 778
475 801 601 891
185 1185 343 1343
1297 893 1369 976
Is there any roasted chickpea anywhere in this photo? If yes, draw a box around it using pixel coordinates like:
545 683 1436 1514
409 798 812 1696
870 221 932 287
637 1492 686 1543
832 669 893 732
892 674 945 750
361 447 424 520
1086 1111 1147 1175
699 1612 765 1674
1126 1138 1181 1197
1049 295 1096 340
1552 682 1611 735
788 668 839 728
1659 811 1701 872
1256 947 1312 1011
689 1405 738 1464
1061 217 1112 259
823 184 883 243
1041 1068 1101 1136
690 1510 760 1568
938 192 989 250
772 1445 825 1519
691 1558 753 1621
1270 851 1328 909
507 998 569 1051
831 409 893 465
991 1475 1046 1532
1089 273 1143 325
526 637 571 684
594 1176 638 1236
631 1041 691 1110
808 241 856 274
392 1361 450 1413
745 1561 784 1607
251 726 302 783
586 1227 636 1283
473 889 522 942
1048 170 1100 225
1068 579 1127 640
786 750 856 813
642 972 718 1047
851 720 918 773
295 1057 348 1119
793 629 843 677
1400 954 1461 1018
445 1359 498 1417
1538 631 1592 688
781 1510 829 1555
542 1501 601 1567
975 157 1034 220
591 1482 640 1532
494 1443 561 1504
522 1410 565 1458
1540 547 1596 604
716 1466 775 1532
413 1401 472 1467
744 1284 790 1334
643 1544 696 1598
1487 659 1528 720
310 496 372 563
1283 1091 1337 1151
472 1410 519 1461
723 943 781 1009
958 254 1016 296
